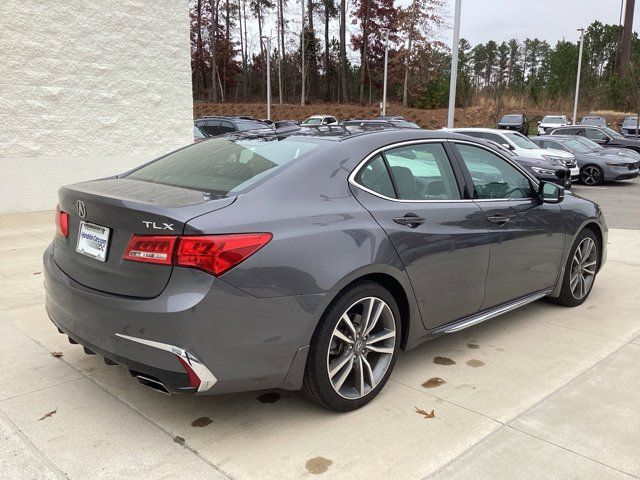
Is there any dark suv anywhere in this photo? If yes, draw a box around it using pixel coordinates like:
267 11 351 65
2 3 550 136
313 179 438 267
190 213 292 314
549 125 640 153
194 116 269 137
497 114 529 134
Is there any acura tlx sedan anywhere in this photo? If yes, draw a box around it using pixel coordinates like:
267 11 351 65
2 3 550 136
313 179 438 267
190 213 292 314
44 126 607 411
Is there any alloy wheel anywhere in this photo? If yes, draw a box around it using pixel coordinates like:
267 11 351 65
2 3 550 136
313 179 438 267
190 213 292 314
570 237 597 300
581 166 602 185
326 297 396 399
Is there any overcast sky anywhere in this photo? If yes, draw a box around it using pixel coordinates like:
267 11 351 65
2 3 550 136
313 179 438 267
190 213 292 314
446 0 637 47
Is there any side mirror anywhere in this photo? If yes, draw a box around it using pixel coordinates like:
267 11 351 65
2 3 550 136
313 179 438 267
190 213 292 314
537 121 542 125
539 181 564 204
501 143 514 150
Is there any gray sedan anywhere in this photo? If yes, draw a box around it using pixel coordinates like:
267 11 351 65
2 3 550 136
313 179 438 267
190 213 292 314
44 127 607 411
533 136 639 185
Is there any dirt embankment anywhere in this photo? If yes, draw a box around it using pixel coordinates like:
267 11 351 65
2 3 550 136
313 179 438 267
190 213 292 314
193 102 633 130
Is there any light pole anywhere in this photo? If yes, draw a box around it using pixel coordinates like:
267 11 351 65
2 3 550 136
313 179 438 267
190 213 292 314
381 28 390 116
447 0 462 128
572 28 585 125
261 36 272 120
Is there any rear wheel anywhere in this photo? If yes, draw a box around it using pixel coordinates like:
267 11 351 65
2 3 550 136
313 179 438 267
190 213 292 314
580 165 604 185
553 229 599 307
302 282 401 411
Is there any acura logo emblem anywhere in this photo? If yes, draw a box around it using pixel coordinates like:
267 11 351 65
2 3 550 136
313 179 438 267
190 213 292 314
77 200 86 218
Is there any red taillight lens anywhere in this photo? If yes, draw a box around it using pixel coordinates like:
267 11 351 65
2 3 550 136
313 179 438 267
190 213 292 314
176 233 272 276
175 356 201 389
55 205 69 237
123 235 177 265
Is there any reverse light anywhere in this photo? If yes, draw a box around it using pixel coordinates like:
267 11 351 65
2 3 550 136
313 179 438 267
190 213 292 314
55 205 69 237
176 233 272 276
124 235 177 265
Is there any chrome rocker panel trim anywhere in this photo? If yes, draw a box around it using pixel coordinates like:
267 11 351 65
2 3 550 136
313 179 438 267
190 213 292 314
115 333 217 393
430 289 553 335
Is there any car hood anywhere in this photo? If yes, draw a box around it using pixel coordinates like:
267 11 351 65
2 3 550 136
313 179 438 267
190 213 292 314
539 122 566 128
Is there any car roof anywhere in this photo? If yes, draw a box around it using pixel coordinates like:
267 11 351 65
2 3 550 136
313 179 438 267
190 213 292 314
450 127 516 134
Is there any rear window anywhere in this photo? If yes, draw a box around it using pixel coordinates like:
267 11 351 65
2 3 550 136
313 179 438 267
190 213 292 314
542 116 565 123
126 136 321 195
235 120 268 131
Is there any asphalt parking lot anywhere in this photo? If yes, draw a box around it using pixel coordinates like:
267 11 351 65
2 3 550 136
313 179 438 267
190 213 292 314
1 178 639 479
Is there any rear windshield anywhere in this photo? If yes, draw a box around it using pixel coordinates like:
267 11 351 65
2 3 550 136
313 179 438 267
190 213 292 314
581 117 605 125
623 116 639 126
126 136 321 195
235 120 268 131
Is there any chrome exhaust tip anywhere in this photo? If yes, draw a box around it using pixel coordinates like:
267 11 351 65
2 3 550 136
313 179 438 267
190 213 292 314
134 374 171 395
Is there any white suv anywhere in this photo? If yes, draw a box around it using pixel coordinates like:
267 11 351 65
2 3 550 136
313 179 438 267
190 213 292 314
450 128 579 180
538 115 569 135
301 115 338 126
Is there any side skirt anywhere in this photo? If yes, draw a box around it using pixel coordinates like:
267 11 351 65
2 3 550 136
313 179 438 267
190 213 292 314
429 288 553 335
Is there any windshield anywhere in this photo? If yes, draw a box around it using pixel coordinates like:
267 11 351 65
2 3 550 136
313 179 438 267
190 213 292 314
503 131 538 149
560 139 593 154
235 120 268 131
601 126 623 138
500 115 522 122
302 117 323 125
623 116 639 126
193 125 207 138
581 117 605 125
127 136 322 195
542 116 565 123
571 136 602 150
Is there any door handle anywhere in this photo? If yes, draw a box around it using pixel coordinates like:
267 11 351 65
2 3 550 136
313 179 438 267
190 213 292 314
393 214 426 228
486 214 510 225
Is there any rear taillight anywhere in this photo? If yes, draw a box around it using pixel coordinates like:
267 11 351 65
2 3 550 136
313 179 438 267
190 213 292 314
123 233 272 276
123 235 177 265
55 205 69 237
176 234 272 276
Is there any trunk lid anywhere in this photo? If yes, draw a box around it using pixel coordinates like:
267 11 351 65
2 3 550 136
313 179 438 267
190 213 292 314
53 178 235 298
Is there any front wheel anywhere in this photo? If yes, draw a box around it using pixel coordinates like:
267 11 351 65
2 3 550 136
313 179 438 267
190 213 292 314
302 282 401 411
580 165 604 185
553 229 599 307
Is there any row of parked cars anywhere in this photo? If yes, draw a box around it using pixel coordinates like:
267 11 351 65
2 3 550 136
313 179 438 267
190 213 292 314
496 112 640 137
193 113 639 187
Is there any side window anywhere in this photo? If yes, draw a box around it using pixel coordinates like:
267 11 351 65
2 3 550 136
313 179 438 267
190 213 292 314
384 143 461 200
455 144 534 200
357 154 396 198
483 133 505 145
219 120 235 134
585 128 609 141
544 141 568 152
557 127 578 135
201 120 221 136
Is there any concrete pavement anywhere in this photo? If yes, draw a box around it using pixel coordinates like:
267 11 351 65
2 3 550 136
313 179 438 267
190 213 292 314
1 211 639 480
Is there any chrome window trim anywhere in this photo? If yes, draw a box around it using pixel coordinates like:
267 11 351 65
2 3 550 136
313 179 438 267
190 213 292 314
348 138 541 204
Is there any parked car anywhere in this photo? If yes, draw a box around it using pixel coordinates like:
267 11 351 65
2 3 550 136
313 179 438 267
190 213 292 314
486 141 571 189
548 125 640 153
497 113 529 134
194 116 269 137
579 115 608 127
567 135 640 162
193 125 208 143
450 128 579 181
301 115 338 126
45 127 607 411
620 115 640 137
538 115 569 135
532 136 639 185
341 119 420 129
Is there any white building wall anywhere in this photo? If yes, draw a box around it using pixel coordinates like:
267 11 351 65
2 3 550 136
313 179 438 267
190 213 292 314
0 1 194 213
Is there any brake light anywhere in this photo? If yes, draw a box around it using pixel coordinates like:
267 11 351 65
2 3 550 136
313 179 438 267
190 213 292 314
55 205 69 237
123 235 177 265
123 233 272 276
175 356 201 389
176 234 272 276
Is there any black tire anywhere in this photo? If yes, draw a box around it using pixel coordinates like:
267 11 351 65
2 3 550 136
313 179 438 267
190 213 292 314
302 281 401 411
580 165 604 185
552 229 600 307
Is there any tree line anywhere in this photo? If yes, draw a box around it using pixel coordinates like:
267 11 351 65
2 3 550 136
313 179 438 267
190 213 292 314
190 1 640 114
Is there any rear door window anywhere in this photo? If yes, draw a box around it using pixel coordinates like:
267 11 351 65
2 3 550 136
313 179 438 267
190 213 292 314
384 143 461 200
201 120 222 136
127 137 322 195
585 128 609 141
356 154 396 198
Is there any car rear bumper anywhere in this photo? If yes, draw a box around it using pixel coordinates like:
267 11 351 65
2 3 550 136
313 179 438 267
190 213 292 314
43 244 326 395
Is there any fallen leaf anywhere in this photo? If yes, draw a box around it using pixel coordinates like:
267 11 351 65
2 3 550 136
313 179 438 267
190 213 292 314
51 351 63 358
173 436 186 445
33 271 42 275
415 406 435 419
38 409 57 421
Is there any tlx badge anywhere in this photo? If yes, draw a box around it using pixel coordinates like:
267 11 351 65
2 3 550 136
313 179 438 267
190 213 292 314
142 221 175 231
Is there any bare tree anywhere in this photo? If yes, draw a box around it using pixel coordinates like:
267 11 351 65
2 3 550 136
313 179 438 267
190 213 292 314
339 0 348 102
358 0 370 105
402 1 418 107
301 0 306 105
